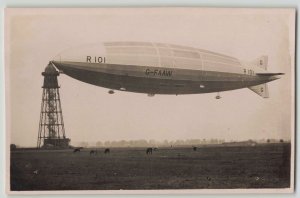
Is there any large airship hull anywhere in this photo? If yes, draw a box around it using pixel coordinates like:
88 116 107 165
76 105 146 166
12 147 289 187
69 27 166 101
52 60 278 95
51 42 282 97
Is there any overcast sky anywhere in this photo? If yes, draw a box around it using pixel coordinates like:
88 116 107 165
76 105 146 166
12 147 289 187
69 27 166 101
5 8 295 147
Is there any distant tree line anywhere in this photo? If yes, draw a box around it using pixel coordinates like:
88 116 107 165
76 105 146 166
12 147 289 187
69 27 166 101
74 138 290 148
77 138 226 148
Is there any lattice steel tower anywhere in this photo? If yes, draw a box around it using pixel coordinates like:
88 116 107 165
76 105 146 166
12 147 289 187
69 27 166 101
37 62 70 148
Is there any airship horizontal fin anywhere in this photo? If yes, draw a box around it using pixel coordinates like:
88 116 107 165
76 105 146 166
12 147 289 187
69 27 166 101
253 56 268 70
248 83 269 98
256 73 284 76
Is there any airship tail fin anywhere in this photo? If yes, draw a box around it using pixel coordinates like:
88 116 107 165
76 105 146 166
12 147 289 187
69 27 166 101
253 56 268 70
248 83 269 98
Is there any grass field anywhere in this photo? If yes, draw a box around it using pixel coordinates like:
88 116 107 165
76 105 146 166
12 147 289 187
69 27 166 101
10 143 291 190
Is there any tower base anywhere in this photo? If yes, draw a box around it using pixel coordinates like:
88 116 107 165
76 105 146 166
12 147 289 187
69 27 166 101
42 138 71 149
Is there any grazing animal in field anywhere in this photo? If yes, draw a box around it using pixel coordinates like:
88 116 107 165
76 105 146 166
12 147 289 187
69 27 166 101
33 170 39 175
90 150 97 155
104 148 110 154
153 147 158 151
73 148 81 153
193 146 197 151
146 147 153 155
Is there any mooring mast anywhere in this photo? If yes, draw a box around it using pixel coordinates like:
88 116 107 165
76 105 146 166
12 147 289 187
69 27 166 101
37 62 70 148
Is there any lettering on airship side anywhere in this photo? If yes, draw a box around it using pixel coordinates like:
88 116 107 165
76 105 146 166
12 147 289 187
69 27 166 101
145 69 173 77
86 56 106 63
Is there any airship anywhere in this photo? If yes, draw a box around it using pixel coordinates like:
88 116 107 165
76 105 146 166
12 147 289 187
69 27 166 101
51 42 283 99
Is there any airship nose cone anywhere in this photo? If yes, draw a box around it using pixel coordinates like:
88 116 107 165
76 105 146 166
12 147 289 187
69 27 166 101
51 43 106 72
51 60 64 72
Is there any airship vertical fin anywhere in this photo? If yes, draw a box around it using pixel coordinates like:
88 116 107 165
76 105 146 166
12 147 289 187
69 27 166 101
253 56 268 70
248 83 269 98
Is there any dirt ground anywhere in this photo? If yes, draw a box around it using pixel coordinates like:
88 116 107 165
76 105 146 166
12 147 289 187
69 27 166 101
10 143 291 190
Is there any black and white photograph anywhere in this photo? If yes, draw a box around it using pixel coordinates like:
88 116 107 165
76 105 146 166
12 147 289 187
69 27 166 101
5 8 295 193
